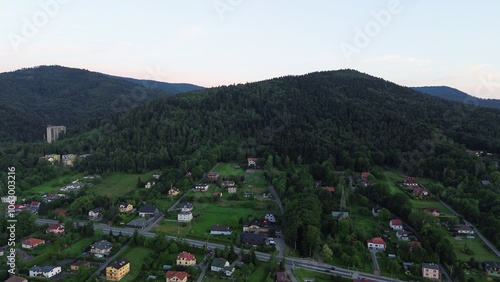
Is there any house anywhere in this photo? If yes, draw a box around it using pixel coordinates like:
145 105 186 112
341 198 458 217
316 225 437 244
153 172 162 180
195 184 210 191
223 264 235 276
321 186 335 192
484 261 500 277
166 271 189 282
481 180 492 186
423 207 441 216
71 260 91 272
413 187 429 197
88 207 103 219
21 238 45 249
185 172 192 178
454 224 474 235
90 240 113 257
331 211 349 220
210 225 233 235
180 202 193 212
176 251 196 266
119 203 133 214
228 187 237 194
138 205 159 217
106 258 130 281
4 275 28 282
12 204 28 213
241 232 266 246
264 212 277 223
367 237 386 251
243 220 269 233
403 177 419 186
390 219 404 230
207 172 220 181
221 180 235 187
29 201 41 213
1 195 16 203
144 178 156 189
244 192 254 198
247 157 257 166
168 187 180 196
421 263 440 280
178 211 193 222
29 265 61 278
62 154 76 167
46 223 65 236
211 258 230 272
361 172 371 179
275 271 292 282
53 208 70 216
396 230 409 241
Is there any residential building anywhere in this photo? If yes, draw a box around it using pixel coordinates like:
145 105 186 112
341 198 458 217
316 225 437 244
90 240 113 257
46 125 66 143
211 258 230 272
367 237 386 251
70 260 91 272
361 172 371 179
264 212 277 223
241 232 266 246
144 178 156 189
247 157 257 166
1 195 16 203
275 271 292 282
221 180 235 187
178 211 193 222
321 186 335 192
21 238 45 249
413 187 429 197
403 177 419 186
422 263 440 280
243 220 269 233
207 172 219 181
372 206 382 217
481 180 492 186
396 230 409 241
46 223 65 236
228 186 237 194
331 211 350 220
138 205 159 217
119 203 133 214
29 265 61 278
153 172 162 180
176 252 196 266
484 261 500 277
4 275 28 282
62 154 76 167
165 271 189 282
29 201 41 214
106 258 130 281
423 207 441 216
168 187 180 196
390 219 404 230
210 225 233 235
454 224 475 235
195 184 210 191
180 202 193 212
53 208 70 217
89 207 103 219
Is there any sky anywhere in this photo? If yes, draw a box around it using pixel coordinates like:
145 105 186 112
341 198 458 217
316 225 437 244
1 0 500 99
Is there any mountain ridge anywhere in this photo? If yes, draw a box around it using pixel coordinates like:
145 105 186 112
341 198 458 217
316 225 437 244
412 86 500 110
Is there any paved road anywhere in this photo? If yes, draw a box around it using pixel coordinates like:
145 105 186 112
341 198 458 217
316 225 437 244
370 250 381 275
267 185 283 214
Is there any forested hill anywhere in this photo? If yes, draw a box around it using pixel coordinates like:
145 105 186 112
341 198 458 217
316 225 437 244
31 69 499 179
113 76 204 94
413 86 500 110
0 65 198 144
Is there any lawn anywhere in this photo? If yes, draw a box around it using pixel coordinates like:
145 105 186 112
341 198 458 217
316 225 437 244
448 235 499 261
62 237 96 257
30 172 85 194
88 170 157 197
410 200 453 215
118 246 154 282
212 163 245 178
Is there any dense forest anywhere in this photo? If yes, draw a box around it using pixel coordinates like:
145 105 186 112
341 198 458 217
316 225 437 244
414 86 500 110
2 69 500 264
0 65 200 144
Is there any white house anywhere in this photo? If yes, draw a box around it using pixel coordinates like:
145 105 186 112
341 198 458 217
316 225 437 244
88 207 103 219
389 219 403 230
180 202 193 212
195 184 210 191
264 212 277 223
211 258 230 272
29 265 62 278
454 224 475 235
367 237 386 251
210 225 233 235
178 211 193 222
90 240 113 257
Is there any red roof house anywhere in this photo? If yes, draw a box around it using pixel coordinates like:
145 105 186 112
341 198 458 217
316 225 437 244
46 223 65 236
361 172 371 179
247 158 257 166
21 238 45 249
367 237 386 251
166 271 189 282
53 208 70 216
321 186 335 192
390 219 404 230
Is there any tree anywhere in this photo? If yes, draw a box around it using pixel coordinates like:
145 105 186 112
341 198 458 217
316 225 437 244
320 244 333 261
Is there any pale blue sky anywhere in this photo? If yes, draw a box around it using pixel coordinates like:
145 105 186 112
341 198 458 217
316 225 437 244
1 1 500 98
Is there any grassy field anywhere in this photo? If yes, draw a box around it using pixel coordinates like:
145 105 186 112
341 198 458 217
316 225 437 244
293 268 352 282
243 170 268 195
30 172 86 194
88 170 157 197
448 235 499 261
62 237 96 257
410 200 453 214
213 163 245 178
118 246 154 282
